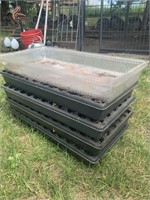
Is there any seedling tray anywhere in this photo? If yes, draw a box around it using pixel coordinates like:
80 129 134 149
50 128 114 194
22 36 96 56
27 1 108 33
3 85 134 141
0 47 147 103
8 98 132 156
2 70 136 120
11 109 128 164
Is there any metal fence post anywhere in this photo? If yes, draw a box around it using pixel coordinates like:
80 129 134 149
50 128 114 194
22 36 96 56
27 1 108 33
99 0 103 52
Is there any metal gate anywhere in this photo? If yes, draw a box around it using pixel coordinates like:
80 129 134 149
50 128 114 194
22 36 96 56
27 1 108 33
1 0 149 53
100 0 149 53
85 0 149 54
0 0 84 51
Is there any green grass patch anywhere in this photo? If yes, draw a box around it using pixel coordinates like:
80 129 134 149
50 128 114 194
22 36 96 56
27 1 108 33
0 62 150 200
85 4 145 18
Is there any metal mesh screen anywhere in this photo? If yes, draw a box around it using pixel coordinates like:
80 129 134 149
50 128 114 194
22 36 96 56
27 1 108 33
1 47 147 101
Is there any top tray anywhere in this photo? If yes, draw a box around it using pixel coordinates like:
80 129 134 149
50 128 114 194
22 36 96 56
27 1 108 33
0 47 147 101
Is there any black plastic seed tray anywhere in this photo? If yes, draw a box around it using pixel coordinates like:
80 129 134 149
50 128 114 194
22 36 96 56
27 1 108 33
11 109 128 164
2 70 136 120
3 85 134 141
8 98 132 156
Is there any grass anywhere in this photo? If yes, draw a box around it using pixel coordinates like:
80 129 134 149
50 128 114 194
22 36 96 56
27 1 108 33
0 61 150 200
85 4 145 18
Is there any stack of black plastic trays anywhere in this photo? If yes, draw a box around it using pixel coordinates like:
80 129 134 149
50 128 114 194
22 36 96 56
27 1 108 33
1 69 135 164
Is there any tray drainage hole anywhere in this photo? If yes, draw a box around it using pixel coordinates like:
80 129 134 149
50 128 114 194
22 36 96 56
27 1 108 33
70 127 76 132
59 88 64 91
27 93 32 96
112 124 117 129
8 71 13 74
107 113 111 117
68 109 73 113
42 83 49 86
52 103 57 107
52 86 57 89
32 79 38 83
123 113 126 118
79 132 86 137
41 99 46 102
98 137 104 143
89 118 96 123
91 98 96 101
71 111 77 115
61 107 68 111
90 136 96 141
78 113 86 118
37 111 42 114
68 91 76 95
58 105 63 109
60 122 65 126
20 90 25 94
33 96 38 99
